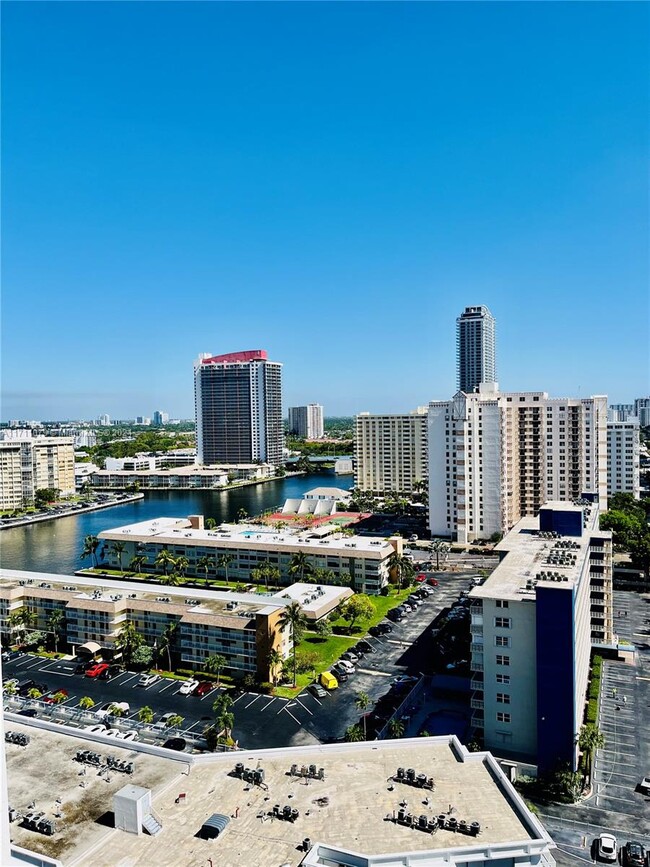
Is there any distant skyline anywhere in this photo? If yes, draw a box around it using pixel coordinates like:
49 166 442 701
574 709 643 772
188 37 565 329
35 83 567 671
2 2 648 420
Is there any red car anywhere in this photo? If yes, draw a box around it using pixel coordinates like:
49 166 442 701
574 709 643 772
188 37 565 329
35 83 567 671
427 577 439 587
43 688 69 704
85 663 109 678
195 681 214 698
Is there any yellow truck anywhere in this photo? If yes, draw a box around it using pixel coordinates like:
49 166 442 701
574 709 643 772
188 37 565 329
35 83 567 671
319 671 338 690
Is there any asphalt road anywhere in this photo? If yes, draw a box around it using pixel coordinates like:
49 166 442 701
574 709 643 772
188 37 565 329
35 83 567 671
2 572 475 749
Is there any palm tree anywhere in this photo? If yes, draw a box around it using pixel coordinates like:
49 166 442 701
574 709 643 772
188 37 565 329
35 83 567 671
388 717 405 739
3 682 17 696
431 539 450 571
80 535 100 568
156 622 179 671
197 555 212 585
115 621 144 666
212 694 235 740
204 653 227 685
217 553 235 587
236 508 248 524
175 555 189 578
47 609 66 653
278 602 307 686
8 607 36 643
387 552 415 589
78 696 95 711
108 703 125 717
268 648 284 685
111 541 126 572
355 692 370 739
165 714 184 730
345 724 364 742
49 690 67 705
577 725 605 777
205 517 217 530
27 688 43 700
138 705 154 724
289 551 313 583
154 548 175 576
158 571 182 587
129 553 147 575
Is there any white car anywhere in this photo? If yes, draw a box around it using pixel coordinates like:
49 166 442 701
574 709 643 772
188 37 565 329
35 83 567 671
114 730 138 741
393 675 419 686
95 701 130 720
138 673 160 687
179 679 199 696
82 723 109 733
639 776 650 795
595 833 617 863
103 728 121 738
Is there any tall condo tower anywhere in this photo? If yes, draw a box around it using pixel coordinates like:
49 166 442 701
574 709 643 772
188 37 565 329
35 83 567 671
194 350 283 466
456 305 496 393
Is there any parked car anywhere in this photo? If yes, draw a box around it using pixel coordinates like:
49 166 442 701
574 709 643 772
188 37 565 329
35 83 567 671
138 673 160 687
639 776 650 795
114 730 139 742
356 640 376 654
393 675 419 687
336 659 356 673
85 663 109 678
17 708 38 718
340 651 359 664
179 679 199 696
387 609 404 622
18 680 48 696
43 688 69 704
427 577 439 587
75 660 95 674
95 701 130 720
623 842 646 867
330 665 349 682
195 681 214 698
595 833 618 863
103 728 121 738
308 683 327 699
162 737 187 752
82 723 109 733
98 664 122 681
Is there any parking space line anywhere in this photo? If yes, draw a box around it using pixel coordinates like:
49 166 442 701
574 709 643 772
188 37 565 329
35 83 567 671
260 697 278 712
157 681 176 694
122 673 139 686
282 706 301 725
293 697 313 715
183 719 204 733
245 694 262 709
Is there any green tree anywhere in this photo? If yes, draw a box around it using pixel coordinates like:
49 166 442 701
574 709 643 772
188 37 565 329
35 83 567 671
131 644 154 667
27 688 43 700
35 487 60 508
78 696 95 710
344 724 364 742
47 608 66 653
156 621 179 672
49 690 67 705
204 653 227 685
340 594 374 632
551 764 582 802
388 717 405 739
217 553 235 587
165 714 184 729
159 570 182 587
197 555 212 585
115 621 144 666
129 553 147 575
265 565 281 591
431 539 451 571
138 705 154 724
355 692 370 739
205 517 217 530
154 548 176 575
278 601 307 685
313 619 332 640
108 703 125 717
268 648 284 685
387 551 415 587
8 606 36 643
175 555 189 578
577 724 605 776
80 534 100 568
212 694 235 740
289 551 313 583
235 508 248 524
3 682 17 696
110 541 126 572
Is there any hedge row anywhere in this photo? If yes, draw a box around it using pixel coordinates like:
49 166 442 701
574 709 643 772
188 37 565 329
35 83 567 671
585 654 603 725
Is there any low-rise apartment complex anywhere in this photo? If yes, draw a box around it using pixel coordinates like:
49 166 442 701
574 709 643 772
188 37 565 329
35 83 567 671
354 408 428 493
91 462 275 490
0 430 75 510
468 500 613 774
98 515 396 594
607 419 640 498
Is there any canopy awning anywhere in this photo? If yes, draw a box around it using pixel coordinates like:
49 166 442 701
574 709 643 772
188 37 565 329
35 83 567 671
199 813 230 839
77 641 102 655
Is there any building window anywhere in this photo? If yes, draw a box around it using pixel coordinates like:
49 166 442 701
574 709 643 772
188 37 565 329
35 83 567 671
494 617 511 629
495 635 510 647
496 673 510 684
495 600 509 608
496 654 510 666
496 693 511 704
496 712 511 723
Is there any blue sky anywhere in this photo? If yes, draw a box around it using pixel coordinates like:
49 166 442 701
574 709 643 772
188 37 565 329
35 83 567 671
2 2 648 420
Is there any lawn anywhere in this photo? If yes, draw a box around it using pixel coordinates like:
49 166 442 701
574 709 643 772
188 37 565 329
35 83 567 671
274 633 357 698
81 568 280 592
328 586 414 636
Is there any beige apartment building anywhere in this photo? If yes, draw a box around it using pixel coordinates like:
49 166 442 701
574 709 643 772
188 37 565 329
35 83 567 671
0 431 75 510
607 420 640 499
0 569 291 682
428 386 608 543
354 408 428 493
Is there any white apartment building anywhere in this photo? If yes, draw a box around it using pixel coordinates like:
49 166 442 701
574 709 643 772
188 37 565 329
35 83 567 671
607 403 634 422
607 420 640 498
354 408 428 493
469 500 613 774
0 430 75 510
288 404 324 439
635 397 650 428
428 386 608 543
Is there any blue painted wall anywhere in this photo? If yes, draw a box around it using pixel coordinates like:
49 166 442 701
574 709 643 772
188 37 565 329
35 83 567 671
539 507 583 538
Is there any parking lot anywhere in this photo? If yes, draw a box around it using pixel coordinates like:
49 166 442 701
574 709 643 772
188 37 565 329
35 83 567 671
2 572 475 749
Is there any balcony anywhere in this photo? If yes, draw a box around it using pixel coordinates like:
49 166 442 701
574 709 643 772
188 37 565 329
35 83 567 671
470 642 484 654
470 698 484 710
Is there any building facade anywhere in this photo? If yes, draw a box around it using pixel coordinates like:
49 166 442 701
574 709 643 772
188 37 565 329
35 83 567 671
152 410 169 426
634 397 650 428
0 431 75 510
456 305 497 393
607 403 634 423
607 420 640 499
98 515 396 594
428 387 608 543
469 500 613 774
354 408 428 493
194 349 283 466
287 404 324 439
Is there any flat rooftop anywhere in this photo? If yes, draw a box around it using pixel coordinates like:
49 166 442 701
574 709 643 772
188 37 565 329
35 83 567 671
98 516 395 558
471 502 610 602
4 722 550 867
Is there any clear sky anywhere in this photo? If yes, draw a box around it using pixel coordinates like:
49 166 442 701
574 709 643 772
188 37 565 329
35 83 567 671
2 1 648 420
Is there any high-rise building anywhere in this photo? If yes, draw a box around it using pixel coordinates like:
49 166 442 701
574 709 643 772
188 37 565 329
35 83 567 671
607 403 634 422
135 416 151 426
456 305 496 393
287 404 324 439
469 500 613 774
194 349 283 466
97 414 111 426
0 430 75 510
152 410 169 426
607 420 640 499
634 397 650 428
428 386 608 543
354 408 428 493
